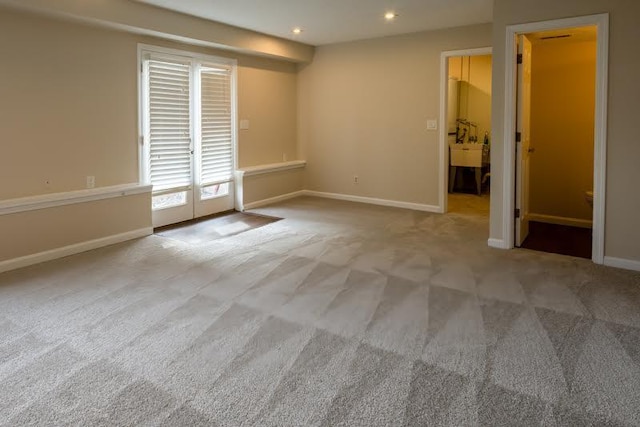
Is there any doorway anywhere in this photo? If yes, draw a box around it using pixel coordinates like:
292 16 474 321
139 45 237 228
439 47 492 216
501 14 609 263
517 27 597 259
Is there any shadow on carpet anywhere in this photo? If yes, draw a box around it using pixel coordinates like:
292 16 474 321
154 211 282 245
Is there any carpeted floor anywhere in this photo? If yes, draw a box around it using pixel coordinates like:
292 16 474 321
1 194 639 426
522 221 593 259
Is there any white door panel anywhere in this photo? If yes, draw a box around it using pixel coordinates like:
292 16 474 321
193 65 235 218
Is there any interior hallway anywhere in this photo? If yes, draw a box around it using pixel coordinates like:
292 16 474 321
0 197 639 425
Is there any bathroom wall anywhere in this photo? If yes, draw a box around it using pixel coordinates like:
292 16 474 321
529 37 596 223
449 55 492 142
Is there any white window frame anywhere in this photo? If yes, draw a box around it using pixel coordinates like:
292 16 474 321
136 43 238 194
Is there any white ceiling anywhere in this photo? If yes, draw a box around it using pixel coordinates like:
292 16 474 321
133 0 493 46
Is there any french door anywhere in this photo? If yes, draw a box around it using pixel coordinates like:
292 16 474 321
140 47 236 228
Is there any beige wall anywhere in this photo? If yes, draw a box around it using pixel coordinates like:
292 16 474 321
0 8 299 200
529 39 595 221
237 59 298 167
0 8 300 264
298 24 492 206
242 169 305 206
1 10 139 199
0 193 151 262
491 0 640 262
449 55 492 142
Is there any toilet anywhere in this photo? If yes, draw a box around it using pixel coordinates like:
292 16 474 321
585 191 594 208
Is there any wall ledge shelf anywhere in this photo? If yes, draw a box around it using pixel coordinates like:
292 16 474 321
0 183 152 216
237 160 307 177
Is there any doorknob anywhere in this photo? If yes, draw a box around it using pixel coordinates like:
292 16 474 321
528 147 536 153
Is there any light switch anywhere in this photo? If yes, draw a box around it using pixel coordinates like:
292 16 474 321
239 119 250 130
427 119 438 130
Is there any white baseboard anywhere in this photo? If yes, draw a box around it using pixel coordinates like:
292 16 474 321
242 190 306 211
303 190 442 213
488 238 509 249
603 256 640 272
0 227 153 274
528 213 592 229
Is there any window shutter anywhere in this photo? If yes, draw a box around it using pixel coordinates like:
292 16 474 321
147 58 192 192
199 65 233 185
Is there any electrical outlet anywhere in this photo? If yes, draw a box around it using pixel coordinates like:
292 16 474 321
354 175 359 184
427 119 438 130
86 176 95 189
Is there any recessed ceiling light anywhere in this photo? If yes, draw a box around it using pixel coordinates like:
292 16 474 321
384 12 398 21
292 27 303 35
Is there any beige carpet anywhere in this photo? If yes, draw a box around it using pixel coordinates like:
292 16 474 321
0 194 639 426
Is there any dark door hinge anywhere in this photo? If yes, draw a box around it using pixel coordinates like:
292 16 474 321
515 208 521 219
517 53 523 64
515 132 521 142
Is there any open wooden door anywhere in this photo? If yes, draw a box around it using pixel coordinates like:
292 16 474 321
515 34 532 246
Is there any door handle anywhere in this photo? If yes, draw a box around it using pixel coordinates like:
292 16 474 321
528 147 536 153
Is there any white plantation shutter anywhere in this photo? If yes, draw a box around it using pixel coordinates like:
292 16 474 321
199 65 233 185
147 57 192 192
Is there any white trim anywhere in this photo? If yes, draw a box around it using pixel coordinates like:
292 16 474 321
592 16 609 265
0 184 152 216
238 160 307 177
233 170 245 211
242 190 306 210
439 47 492 214
488 238 509 249
528 213 592 229
137 46 146 185
304 191 441 213
603 256 640 272
500 13 609 264
242 188 442 213
0 227 153 274
234 161 307 211
502 27 518 251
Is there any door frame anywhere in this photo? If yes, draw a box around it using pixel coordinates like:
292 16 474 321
500 13 609 263
439 47 492 213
